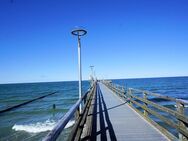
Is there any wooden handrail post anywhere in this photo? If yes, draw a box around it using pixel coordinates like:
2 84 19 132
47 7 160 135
123 86 126 96
143 92 148 117
84 94 87 104
121 86 124 92
113 84 116 93
177 102 187 141
128 88 133 106
75 107 80 120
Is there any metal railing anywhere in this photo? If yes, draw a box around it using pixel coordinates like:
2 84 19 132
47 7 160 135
43 82 96 141
103 81 188 141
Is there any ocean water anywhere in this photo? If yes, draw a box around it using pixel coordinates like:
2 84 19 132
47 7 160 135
0 81 90 141
113 76 188 109
0 77 188 140
113 76 188 100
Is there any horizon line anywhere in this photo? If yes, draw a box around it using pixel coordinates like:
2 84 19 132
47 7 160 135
0 75 187 85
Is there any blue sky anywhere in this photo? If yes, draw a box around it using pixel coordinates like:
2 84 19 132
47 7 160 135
0 0 188 83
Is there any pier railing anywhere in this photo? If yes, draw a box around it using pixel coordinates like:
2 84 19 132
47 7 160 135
43 82 96 141
103 81 188 141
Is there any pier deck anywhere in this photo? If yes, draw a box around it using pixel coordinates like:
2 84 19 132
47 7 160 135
82 82 169 141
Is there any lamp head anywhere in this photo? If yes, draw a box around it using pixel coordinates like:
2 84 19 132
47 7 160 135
71 28 87 36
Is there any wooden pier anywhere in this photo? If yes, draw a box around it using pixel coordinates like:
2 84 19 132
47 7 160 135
44 81 188 141
81 82 168 141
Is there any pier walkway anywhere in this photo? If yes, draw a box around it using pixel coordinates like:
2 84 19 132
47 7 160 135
81 82 169 141
44 81 188 141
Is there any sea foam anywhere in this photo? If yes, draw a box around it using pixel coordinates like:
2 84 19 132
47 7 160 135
12 119 75 133
174 104 188 108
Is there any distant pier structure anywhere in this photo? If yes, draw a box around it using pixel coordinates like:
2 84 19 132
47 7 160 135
44 81 188 141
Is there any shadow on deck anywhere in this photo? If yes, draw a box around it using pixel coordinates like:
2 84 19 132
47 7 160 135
82 84 127 141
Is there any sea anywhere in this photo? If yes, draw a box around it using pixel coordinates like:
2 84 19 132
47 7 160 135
0 76 188 141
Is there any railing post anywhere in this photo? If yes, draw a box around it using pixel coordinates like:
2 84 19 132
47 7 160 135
116 85 119 96
143 91 148 117
113 84 116 93
177 102 187 141
75 106 80 120
84 94 87 104
122 86 126 98
128 88 133 106
114 84 117 95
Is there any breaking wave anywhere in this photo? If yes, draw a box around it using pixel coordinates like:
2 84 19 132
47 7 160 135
12 119 75 133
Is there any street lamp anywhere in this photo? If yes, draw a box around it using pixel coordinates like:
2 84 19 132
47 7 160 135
71 28 87 113
90 65 94 86
90 65 94 77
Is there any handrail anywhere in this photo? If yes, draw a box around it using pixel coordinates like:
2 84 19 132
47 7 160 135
67 83 96 140
177 99 188 105
130 88 188 105
103 81 188 141
43 83 95 141
129 94 188 124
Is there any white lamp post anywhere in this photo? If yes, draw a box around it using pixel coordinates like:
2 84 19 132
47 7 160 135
90 66 94 78
71 28 87 113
